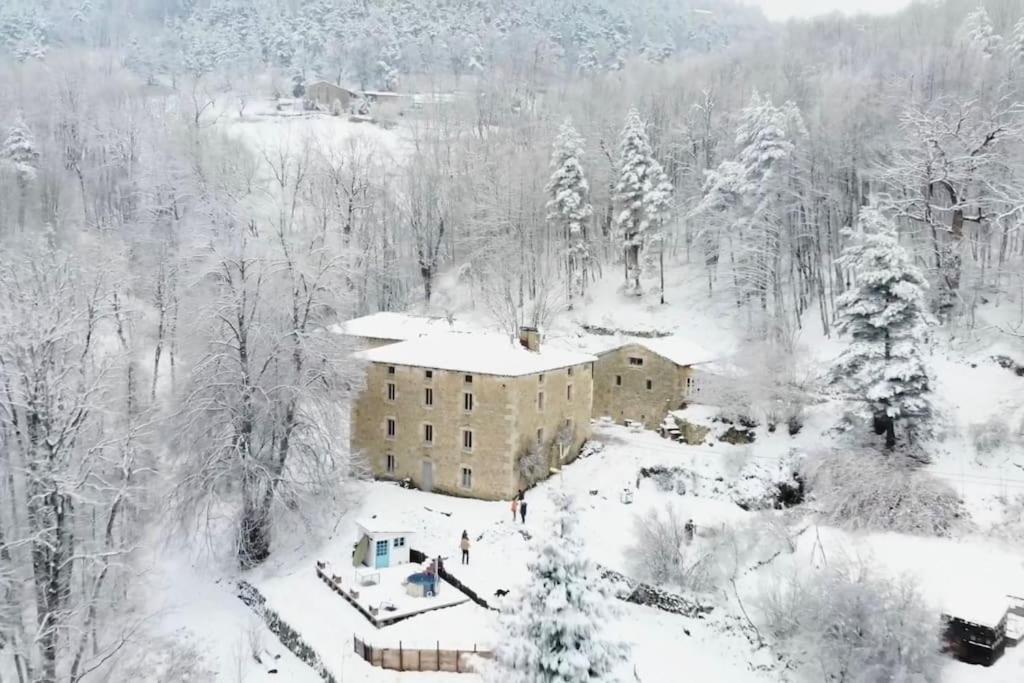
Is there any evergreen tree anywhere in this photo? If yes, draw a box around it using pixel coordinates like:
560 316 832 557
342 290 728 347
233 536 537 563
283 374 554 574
964 6 1001 58
830 203 932 451
546 119 594 307
2 117 39 230
1008 17 1024 63
613 109 673 296
490 490 629 683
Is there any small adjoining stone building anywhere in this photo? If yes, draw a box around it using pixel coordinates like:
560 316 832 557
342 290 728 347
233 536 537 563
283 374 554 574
351 328 595 501
591 337 714 430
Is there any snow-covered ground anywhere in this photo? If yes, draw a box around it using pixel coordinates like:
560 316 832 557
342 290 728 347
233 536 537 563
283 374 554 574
141 227 1023 680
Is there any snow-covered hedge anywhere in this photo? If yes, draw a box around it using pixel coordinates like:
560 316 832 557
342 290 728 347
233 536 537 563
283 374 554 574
237 581 338 683
761 564 943 682
801 451 964 536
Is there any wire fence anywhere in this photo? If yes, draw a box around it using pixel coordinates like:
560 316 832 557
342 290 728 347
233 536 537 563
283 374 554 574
352 635 491 673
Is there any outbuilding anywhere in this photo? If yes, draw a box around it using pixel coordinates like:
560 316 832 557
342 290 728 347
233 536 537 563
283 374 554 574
352 517 414 569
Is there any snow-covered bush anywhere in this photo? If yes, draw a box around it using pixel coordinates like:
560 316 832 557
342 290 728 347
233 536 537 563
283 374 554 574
761 564 943 682
731 451 804 511
969 415 1011 455
490 491 630 682
802 451 963 536
517 441 550 487
628 504 714 592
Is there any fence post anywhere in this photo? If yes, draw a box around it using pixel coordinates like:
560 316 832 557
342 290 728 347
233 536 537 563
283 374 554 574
399 641 403 672
418 648 422 672
456 649 460 673
436 641 440 672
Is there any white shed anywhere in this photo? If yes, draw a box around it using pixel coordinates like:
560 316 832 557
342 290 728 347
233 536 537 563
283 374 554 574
353 517 414 569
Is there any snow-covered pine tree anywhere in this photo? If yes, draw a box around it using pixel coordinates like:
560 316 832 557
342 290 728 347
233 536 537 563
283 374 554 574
490 490 629 683
642 156 674 304
964 6 1002 59
2 117 39 181
830 202 932 451
613 108 670 295
1008 18 1024 63
546 119 593 307
2 117 39 230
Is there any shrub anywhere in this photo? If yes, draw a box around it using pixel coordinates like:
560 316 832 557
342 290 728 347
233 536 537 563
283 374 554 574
969 415 1011 455
627 504 714 592
801 451 964 536
761 564 943 683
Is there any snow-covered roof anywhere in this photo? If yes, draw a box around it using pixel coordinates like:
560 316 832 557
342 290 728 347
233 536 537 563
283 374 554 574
591 335 717 367
638 336 716 366
357 516 414 535
338 312 464 342
941 591 1008 629
357 332 597 376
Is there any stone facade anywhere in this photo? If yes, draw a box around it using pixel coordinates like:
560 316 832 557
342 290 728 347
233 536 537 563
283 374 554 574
591 343 695 430
351 360 593 501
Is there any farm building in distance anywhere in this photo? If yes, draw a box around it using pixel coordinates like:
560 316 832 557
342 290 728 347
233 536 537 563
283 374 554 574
305 81 361 112
350 327 595 501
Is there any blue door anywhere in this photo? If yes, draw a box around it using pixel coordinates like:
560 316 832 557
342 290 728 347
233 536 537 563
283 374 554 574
374 540 389 568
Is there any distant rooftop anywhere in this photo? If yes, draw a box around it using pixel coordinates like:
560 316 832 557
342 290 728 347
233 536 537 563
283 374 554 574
338 312 465 342
357 332 597 376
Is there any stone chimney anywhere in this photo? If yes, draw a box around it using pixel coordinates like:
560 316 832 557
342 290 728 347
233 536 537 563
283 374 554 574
519 326 540 352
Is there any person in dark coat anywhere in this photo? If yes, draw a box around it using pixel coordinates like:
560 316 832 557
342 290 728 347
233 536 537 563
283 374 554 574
520 498 528 523
460 531 470 565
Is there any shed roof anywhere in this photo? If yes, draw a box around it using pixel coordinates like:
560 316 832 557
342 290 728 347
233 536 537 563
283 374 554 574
337 312 464 342
357 516 415 535
357 332 597 376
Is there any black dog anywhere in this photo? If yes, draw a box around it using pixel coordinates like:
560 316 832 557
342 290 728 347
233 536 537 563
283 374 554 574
494 589 509 598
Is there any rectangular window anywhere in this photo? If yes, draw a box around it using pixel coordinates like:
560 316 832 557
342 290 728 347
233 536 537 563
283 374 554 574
424 387 434 406
463 429 473 451
464 392 474 412
393 536 404 547
425 369 433 379
568 367 574 376
565 418 572 430
615 375 622 386
460 467 473 489
567 384 573 401
376 540 388 556
386 382 396 401
538 373 544 383
537 391 544 410
387 366 396 375
464 374 473 384
646 379 653 391
536 427 543 443
386 418 396 439
386 454 396 474
424 423 434 444
629 357 644 366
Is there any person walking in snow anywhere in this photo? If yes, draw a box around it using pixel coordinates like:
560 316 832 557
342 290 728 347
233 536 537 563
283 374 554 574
519 498 528 524
511 497 519 522
460 531 471 565
684 519 695 544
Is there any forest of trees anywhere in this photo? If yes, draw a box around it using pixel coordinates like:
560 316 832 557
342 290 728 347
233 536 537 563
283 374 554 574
0 0 1023 680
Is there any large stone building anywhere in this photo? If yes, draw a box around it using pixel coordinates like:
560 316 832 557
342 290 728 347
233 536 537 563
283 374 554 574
591 337 714 430
350 328 595 501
